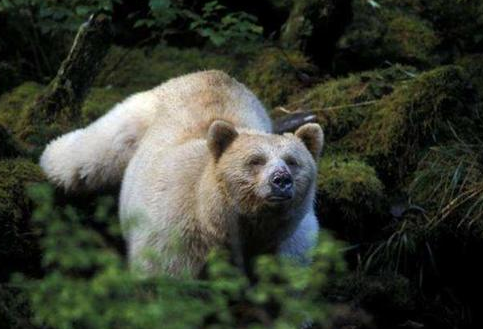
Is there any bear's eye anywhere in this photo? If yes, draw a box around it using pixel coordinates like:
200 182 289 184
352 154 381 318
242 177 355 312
247 155 266 167
285 156 299 167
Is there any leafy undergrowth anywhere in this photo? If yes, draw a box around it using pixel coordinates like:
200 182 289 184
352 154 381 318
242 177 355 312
6 184 347 329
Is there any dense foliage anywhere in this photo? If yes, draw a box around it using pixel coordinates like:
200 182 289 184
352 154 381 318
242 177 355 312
1 0 483 329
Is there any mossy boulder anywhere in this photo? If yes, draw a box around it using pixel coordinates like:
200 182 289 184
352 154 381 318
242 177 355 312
0 82 44 132
335 0 439 72
0 82 67 154
0 158 45 280
244 48 317 108
340 66 481 185
317 155 386 242
0 80 128 153
289 65 417 141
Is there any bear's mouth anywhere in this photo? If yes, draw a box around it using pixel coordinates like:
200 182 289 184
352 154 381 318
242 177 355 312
266 194 292 203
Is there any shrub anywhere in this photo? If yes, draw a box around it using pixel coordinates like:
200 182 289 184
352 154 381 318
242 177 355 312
11 183 347 329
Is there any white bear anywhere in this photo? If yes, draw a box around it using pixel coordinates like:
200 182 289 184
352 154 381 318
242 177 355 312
40 70 323 276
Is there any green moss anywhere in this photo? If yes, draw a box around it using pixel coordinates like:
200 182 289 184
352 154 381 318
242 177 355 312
290 65 417 141
81 87 128 124
95 46 244 92
0 158 44 278
340 66 481 184
336 0 439 71
409 0 483 56
0 82 44 131
0 125 22 158
244 48 316 108
383 12 439 64
318 155 385 220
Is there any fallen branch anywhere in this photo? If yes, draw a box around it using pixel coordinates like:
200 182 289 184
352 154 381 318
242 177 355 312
311 100 378 112
273 111 318 134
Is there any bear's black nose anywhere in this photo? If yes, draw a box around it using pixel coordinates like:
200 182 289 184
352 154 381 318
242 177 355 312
269 170 293 191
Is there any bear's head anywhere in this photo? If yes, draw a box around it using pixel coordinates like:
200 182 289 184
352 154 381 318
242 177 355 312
207 120 323 215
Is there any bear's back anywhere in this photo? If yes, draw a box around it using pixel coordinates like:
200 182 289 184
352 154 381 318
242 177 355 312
144 70 272 145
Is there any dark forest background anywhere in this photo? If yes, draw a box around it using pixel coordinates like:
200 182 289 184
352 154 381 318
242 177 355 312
1 1 483 329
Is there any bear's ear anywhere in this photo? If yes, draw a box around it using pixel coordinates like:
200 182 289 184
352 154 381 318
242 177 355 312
294 123 324 159
207 120 239 160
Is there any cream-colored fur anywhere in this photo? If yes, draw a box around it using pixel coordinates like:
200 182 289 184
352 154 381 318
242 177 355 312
40 70 322 277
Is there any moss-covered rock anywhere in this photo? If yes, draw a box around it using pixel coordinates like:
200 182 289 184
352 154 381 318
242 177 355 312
95 46 244 92
382 12 439 65
317 155 386 242
340 66 481 185
0 80 129 151
335 0 439 72
289 65 417 141
0 125 22 158
0 158 44 280
0 82 44 131
244 48 317 108
0 82 57 154
411 0 483 56
318 156 385 215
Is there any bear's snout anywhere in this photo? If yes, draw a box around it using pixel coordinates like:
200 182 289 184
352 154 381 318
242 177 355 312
268 169 293 202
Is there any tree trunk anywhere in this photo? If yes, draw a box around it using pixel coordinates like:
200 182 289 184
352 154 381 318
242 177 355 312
21 13 112 148
280 0 353 69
